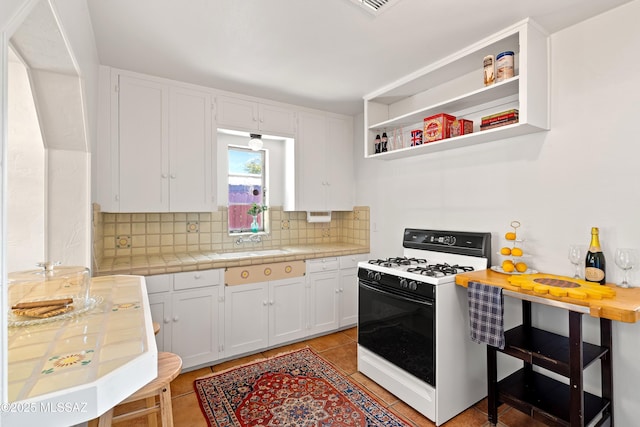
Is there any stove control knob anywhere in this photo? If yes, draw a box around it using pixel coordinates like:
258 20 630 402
399 278 408 288
367 270 375 279
409 281 417 291
374 272 382 281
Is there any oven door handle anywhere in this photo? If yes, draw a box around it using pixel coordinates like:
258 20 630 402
359 282 434 307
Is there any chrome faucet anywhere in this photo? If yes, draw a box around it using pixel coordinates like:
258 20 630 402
235 234 262 245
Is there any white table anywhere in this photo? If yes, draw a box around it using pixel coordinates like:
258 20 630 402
3 275 157 426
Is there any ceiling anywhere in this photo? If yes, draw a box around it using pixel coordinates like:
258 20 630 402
87 0 632 116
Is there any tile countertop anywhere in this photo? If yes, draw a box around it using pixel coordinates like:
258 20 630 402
95 243 369 276
3 275 157 426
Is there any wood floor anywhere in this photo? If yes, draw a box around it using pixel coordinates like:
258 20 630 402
91 327 545 427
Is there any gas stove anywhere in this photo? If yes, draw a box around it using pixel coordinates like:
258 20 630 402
359 229 492 286
357 228 492 426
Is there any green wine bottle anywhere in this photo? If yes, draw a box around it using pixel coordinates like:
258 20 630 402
585 227 606 285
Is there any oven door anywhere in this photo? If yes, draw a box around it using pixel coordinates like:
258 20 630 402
358 279 435 386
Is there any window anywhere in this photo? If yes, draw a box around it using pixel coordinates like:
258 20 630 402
228 146 267 233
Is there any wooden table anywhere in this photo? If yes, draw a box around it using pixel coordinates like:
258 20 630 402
2 275 157 426
456 270 640 427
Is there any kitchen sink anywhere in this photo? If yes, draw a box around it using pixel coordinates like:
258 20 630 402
218 249 290 259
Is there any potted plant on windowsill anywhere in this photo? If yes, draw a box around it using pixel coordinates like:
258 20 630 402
247 203 268 233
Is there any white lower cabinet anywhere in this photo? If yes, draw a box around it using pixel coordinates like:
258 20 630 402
338 254 368 327
307 255 369 333
224 276 307 358
306 258 340 335
224 282 269 357
145 270 223 370
171 288 221 368
144 255 367 366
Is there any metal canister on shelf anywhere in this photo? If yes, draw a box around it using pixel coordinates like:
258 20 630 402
496 51 514 82
483 54 495 86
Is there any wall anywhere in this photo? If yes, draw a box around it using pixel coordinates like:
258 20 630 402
7 53 45 272
353 1 640 424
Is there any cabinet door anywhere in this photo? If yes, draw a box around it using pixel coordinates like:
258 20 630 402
168 87 214 212
259 104 296 136
339 267 358 327
269 277 306 347
307 270 340 335
224 282 269 358
117 74 169 212
148 293 171 352
171 288 219 369
216 96 258 131
296 111 327 211
326 115 354 211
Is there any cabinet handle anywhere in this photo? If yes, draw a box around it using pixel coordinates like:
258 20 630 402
161 173 168 179
172 316 179 322
194 273 201 279
263 300 268 306
270 300 274 305
163 317 170 324
335 289 340 293
170 174 176 179
340 288 344 292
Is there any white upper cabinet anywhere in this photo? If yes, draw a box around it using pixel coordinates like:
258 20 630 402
363 18 549 160
98 68 214 212
168 86 213 212
116 74 168 212
295 112 354 211
216 95 296 136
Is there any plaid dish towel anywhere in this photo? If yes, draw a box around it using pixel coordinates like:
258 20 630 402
467 281 505 349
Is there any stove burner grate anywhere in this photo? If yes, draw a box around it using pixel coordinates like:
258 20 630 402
368 257 427 268
406 263 475 277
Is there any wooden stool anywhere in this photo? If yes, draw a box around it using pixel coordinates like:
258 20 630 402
98 352 182 427
153 321 160 335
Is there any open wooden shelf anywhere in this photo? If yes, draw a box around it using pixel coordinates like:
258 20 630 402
503 325 608 378
498 369 610 427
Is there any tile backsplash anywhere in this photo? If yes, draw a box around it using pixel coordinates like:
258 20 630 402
92 204 369 268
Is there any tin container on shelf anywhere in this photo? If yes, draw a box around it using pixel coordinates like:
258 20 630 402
423 113 456 143
8 262 91 314
450 118 474 137
495 51 515 82
410 129 423 146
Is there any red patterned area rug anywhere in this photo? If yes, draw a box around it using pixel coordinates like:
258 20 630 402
194 347 411 427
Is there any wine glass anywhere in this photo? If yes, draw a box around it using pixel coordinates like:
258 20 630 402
568 245 584 279
614 248 638 288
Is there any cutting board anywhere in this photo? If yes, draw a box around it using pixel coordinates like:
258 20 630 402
507 274 616 300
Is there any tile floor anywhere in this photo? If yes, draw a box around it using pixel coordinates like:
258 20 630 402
90 328 545 427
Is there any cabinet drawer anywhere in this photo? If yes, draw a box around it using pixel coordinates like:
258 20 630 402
145 274 172 294
306 258 339 273
339 254 368 269
173 269 221 290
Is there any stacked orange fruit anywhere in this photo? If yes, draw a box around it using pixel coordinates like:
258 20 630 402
500 221 528 273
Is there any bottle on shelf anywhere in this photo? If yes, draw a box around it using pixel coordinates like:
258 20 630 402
374 134 381 153
585 227 606 285
381 132 388 152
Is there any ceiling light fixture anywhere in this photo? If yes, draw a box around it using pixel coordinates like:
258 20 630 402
248 134 263 151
